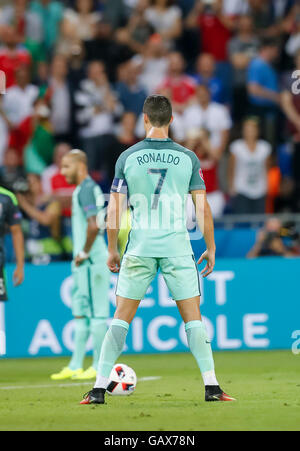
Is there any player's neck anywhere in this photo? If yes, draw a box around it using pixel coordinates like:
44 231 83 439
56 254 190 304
76 171 89 186
146 127 169 140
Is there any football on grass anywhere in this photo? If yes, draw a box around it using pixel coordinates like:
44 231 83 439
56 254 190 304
107 364 137 396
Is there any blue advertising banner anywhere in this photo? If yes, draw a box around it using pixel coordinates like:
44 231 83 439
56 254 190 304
4 228 257 261
0 258 299 358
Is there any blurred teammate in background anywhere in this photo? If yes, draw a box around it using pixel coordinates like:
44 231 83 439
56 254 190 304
0 186 24 301
51 150 110 380
0 85 24 305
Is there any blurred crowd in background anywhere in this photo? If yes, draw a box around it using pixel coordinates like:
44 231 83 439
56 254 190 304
1 0 300 262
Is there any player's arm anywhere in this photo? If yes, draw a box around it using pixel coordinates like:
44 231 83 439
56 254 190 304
75 215 99 267
7 195 24 286
75 185 101 266
107 155 128 272
191 189 216 278
83 216 99 255
189 153 215 277
10 224 25 286
107 192 127 273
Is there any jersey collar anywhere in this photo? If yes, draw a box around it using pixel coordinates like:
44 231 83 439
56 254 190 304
144 138 172 142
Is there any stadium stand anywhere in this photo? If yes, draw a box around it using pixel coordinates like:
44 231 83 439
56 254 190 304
0 0 300 261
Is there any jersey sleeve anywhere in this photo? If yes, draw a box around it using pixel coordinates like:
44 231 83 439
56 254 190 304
110 154 128 194
189 153 206 192
6 195 22 226
78 183 98 219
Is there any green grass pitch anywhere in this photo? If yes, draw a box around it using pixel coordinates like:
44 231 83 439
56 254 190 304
0 350 299 431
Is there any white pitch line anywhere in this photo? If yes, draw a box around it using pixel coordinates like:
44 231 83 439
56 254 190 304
0 376 161 390
138 376 161 382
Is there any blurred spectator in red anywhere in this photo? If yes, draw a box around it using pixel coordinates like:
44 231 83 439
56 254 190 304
46 55 73 144
138 34 168 95
158 51 196 113
144 0 182 49
0 25 32 89
228 14 259 120
0 0 43 44
1 65 38 162
186 0 235 62
193 53 225 104
42 142 71 194
182 84 231 159
281 48 300 211
57 0 101 57
186 128 226 218
115 58 147 116
228 117 272 214
42 142 75 217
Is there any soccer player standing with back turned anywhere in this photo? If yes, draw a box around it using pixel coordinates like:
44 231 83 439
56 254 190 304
81 95 235 404
51 150 110 381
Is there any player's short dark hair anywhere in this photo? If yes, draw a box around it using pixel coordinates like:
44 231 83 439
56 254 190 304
143 95 172 127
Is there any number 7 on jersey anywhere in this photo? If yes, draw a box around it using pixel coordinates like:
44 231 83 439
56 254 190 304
147 168 168 210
